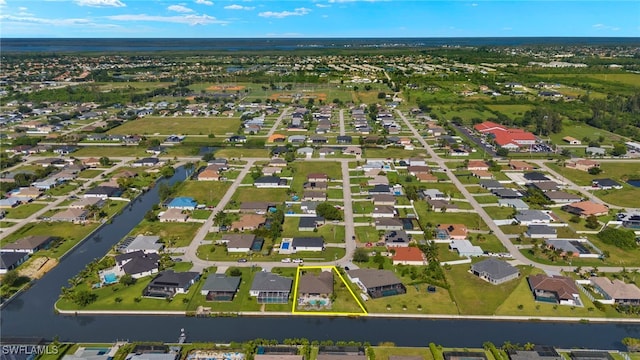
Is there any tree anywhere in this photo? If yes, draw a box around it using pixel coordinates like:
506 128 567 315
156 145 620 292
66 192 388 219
73 290 97 307
585 215 600 229
611 143 627 157
119 274 136 286
496 147 509 157
99 156 111 166
158 183 172 201
2 269 20 287
144 210 157 222
377 92 386 99
316 202 342 221
352 248 369 263
229 268 242 277
588 167 602 175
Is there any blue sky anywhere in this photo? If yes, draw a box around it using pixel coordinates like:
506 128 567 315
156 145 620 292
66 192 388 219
1 1 638 38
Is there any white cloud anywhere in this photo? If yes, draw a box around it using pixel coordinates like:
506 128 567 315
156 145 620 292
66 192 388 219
258 7 310 18
168 4 194 13
0 0 6 5
75 0 125 7
107 13 227 25
0 14 92 26
593 23 620 31
471 3 478 6
195 0 213 5
316 3 330 7
224 4 254 10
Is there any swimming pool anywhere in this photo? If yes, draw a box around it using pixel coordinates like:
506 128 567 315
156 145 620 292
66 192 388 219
103 272 118 285
281 242 290 250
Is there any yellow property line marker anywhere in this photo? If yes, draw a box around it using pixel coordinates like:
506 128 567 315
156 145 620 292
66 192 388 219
291 265 368 316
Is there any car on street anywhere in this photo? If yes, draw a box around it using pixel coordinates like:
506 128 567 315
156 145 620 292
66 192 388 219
281 258 291 263
237 258 248 263
292 258 304 263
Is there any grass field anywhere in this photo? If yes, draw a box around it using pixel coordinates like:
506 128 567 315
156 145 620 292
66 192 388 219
289 161 343 192
3 203 47 219
0 221 99 258
373 346 434 360
485 105 534 120
281 218 345 243
127 220 201 248
108 117 241 135
548 121 626 146
364 148 428 159
174 180 231 206
446 263 532 315
230 187 289 204
414 203 489 230
74 146 149 157
78 169 104 179
483 206 516 220
214 148 270 159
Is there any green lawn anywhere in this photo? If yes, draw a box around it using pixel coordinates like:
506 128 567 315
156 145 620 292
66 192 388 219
109 117 241 135
78 169 104 179
548 162 640 186
45 183 79 196
214 148 270 159
187 267 266 313
446 263 532 315
191 209 212 220
483 206 516 220
196 243 346 263
1 221 99 258
74 146 149 157
474 195 499 204
4 203 47 219
364 148 428 159
373 347 434 360
354 226 380 244
353 201 375 215
550 122 628 146
174 181 231 206
413 204 489 231
127 220 201 248
230 187 289 204
281 217 345 243
494 268 606 317
485 105 534 120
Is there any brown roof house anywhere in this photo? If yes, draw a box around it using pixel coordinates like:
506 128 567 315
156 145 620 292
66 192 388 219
566 159 600 172
297 270 334 308
589 277 640 306
562 201 609 217
2 235 55 254
528 274 581 306
159 208 189 222
231 214 266 231
49 208 87 223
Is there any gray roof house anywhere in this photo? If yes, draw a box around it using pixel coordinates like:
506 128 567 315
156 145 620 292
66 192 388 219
298 271 333 297
479 180 504 190
384 230 411 247
514 210 552 225
292 237 325 252
143 270 200 298
2 235 55 254
123 235 164 254
346 268 406 299
298 217 325 232
200 274 242 301
498 198 529 211
375 218 404 231
115 250 161 279
0 251 29 274
250 271 293 304
526 225 557 239
491 188 523 199
544 191 582 204
254 176 287 188
471 258 520 285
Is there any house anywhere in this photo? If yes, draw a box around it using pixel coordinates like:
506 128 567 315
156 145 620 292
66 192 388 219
370 184 392 195
384 230 411 247
372 194 396 206
197 167 220 181
239 202 276 214
296 147 314 158
346 268 406 299
0 251 29 274
408 157 426 166
427 199 459 211
589 277 640 306
343 146 362 156
200 274 241 301
9 187 42 199
291 237 325 252
262 166 283 176
298 217 325 232
471 170 494 179
423 189 449 200
407 165 431 175
467 160 490 171
307 173 329 183
288 135 307 144
318 148 336 157
250 271 292 303
84 186 120 199
528 274 580 305
563 136 581 145
492 188 523 199
523 172 550 183
143 270 200 298
436 224 468 240
375 218 404 231
303 191 327 202
530 181 560 192
70 197 105 209
122 235 164 254
267 134 287 143
49 208 88 223
337 135 352 144
449 240 484 257
470 258 520 285
298 271 333 300
544 191 582 204
268 158 288 167
566 159 600 172
0 198 22 209
310 135 328 144
479 180 504 190
159 208 189 222
618 211 640 229
545 239 597 258
132 157 164 167
1 235 55 254
368 175 389 186
509 347 562 360
392 247 425 265
300 201 320 215
231 214 266 231
114 251 160 279
254 176 287 188
167 197 198 210
562 201 608 217
591 178 622 190
416 173 439 182
526 225 557 239
227 135 247 143
514 210 552 225
585 147 606 157
509 160 534 171
498 198 529 210
372 205 396 218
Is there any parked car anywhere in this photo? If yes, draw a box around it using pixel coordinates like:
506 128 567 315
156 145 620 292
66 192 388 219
237 258 248 263
281 258 291 263
292 258 304 263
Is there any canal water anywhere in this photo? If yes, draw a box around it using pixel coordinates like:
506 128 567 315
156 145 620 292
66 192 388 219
1 167 639 348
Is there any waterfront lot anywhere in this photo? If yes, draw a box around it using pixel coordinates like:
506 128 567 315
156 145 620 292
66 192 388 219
1 221 99 259
173 180 231 207
126 220 201 248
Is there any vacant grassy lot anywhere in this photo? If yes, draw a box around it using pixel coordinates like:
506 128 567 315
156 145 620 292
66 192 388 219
446 263 532 315
230 187 289 204
373 346 434 360
214 148 270 159
109 117 241 135
474 194 499 204
363 277 458 315
549 121 625 146
414 203 489 230
484 206 516 220
289 161 343 192
78 169 104 179
281 217 345 243
74 146 149 157
4 203 47 219
485 104 534 120
354 226 380 244
364 148 428 159
127 220 201 248
174 181 231 206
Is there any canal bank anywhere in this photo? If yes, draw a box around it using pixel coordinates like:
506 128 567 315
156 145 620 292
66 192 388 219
2 166 640 349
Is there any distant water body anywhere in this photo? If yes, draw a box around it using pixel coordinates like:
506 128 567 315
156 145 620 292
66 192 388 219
2 37 640 53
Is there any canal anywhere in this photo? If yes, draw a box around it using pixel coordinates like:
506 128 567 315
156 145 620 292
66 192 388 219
1 167 639 348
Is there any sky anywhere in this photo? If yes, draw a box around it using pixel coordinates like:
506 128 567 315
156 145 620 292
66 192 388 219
0 0 639 38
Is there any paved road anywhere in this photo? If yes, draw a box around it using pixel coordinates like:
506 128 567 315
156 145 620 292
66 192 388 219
266 107 290 138
339 109 346 136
